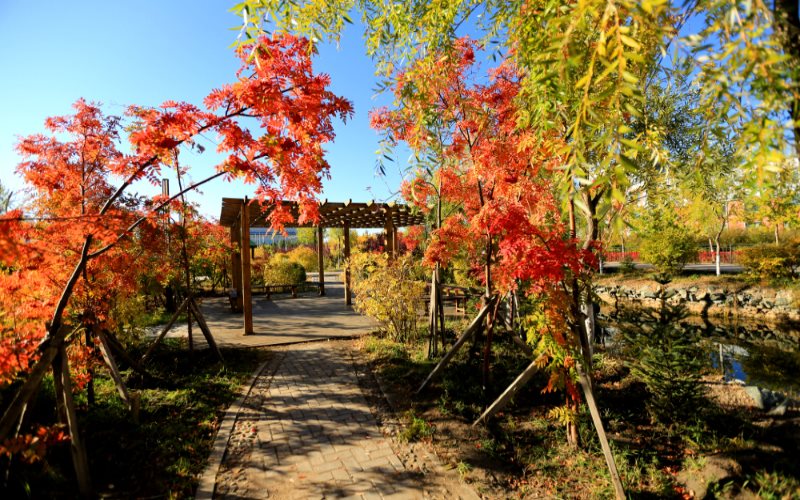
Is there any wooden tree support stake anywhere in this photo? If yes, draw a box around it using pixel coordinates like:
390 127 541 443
0 336 65 439
511 334 533 357
53 346 92 496
96 330 137 418
100 329 159 383
473 357 541 426
140 297 190 363
416 296 496 394
577 363 625 499
189 298 224 363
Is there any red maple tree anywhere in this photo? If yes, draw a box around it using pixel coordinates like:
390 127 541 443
371 38 593 412
0 34 353 472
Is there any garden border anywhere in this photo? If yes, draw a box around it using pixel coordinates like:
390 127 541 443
194 355 279 499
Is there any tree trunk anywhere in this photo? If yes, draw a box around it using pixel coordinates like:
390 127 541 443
774 0 800 156
580 192 601 360
714 237 721 276
567 195 581 447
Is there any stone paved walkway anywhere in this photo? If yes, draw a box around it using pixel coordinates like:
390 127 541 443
206 342 477 500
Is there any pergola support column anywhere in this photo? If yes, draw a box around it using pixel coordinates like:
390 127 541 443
230 223 243 312
317 226 326 296
241 198 253 335
343 222 351 306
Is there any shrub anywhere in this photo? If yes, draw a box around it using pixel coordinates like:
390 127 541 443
637 207 697 276
621 302 704 424
262 261 306 286
349 252 425 342
284 245 318 272
619 255 637 274
738 239 800 281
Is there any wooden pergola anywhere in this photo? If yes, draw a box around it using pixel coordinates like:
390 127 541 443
219 197 425 335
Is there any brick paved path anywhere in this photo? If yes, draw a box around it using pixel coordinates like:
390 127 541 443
210 342 474 499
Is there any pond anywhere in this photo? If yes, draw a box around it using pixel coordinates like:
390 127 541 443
598 304 800 399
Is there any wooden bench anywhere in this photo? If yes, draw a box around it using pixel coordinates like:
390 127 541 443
260 282 322 300
421 283 481 317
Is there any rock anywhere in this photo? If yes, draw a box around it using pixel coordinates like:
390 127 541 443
744 386 765 409
767 400 789 416
711 293 726 302
744 386 788 412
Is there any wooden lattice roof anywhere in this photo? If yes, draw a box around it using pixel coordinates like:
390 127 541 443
219 198 426 228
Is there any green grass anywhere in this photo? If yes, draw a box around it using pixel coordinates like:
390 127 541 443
137 307 188 328
2 340 268 498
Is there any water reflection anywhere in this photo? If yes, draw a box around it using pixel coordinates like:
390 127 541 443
599 302 800 398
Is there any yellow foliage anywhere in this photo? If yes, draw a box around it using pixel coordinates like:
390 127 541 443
348 252 425 342
284 245 318 272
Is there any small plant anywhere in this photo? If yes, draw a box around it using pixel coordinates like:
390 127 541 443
399 410 433 442
683 454 707 471
620 255 637 274
478 437 499 457
456 460 472 480
750 470 800 499
437 391 451 416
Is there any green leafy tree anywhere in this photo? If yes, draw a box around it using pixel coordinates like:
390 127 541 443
638 203 698 277
745 160 800 244
296 227 317 246
682 159 743 276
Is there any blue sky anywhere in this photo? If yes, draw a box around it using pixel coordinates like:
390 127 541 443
0 1 408 219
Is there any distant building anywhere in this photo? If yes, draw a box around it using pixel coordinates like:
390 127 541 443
250 227 298 247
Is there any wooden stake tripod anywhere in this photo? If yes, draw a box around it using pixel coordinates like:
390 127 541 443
140 294 223 364
4 328 141 498
416 292 626 499
141 159 224 364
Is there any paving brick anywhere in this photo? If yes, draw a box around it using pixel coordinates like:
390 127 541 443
210 343 441 500
313 459 345 474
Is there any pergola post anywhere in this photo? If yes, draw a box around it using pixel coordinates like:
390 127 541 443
240 197 254 335
230 223 243 312
317 225 326 296
343 222 351 306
